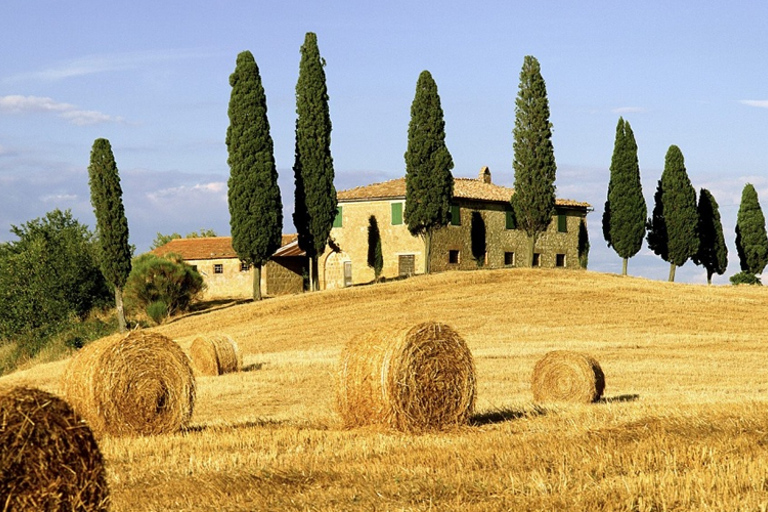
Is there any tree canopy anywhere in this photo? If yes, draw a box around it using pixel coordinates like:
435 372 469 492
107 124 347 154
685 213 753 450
735 183 768 276
692 188 728 284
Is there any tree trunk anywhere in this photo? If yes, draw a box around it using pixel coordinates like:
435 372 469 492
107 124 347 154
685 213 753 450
527 234 536 267
668 263 677 282
253 263 262 300
707 269 713 285
115 286 127 333
424 230 433 274
309 256 315 291
622 257 628 276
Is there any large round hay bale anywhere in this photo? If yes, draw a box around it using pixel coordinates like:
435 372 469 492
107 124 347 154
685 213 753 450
63 331 196 437
188 334 241 376
0 386 109 511
531 350 605 404
336 321 476 432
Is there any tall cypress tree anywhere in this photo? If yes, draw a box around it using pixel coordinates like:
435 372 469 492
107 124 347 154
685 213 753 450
367 215 383 282
87 138 131 332
226 50 283 301
735 183 768 276
511 55 557 266
293 32 336 291
603 117 646 276
646 145 698 282
692 188 728 285
404 70 454 274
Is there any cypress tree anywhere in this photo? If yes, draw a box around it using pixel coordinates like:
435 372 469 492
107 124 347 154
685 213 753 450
87 138 132 332
735 183 768 276
511 55 557 266
226 50 283 301
578 218 590 269
692 188 728 285
404 70 454 274
603 117 646 275
293 32 336 291
646 145 698 282
367 215 383 282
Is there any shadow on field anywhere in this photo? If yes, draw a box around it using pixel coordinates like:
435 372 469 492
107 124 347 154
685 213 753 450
241 362 264 372
470 405 547 426
184 418 292 434
599 394 640 404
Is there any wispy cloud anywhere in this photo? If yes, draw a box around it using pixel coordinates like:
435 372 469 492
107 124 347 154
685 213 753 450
740 100 768 108
4 48 218 83
0 95 123 125
611 106 645 114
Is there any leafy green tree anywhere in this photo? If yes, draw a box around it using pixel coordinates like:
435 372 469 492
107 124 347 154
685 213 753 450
603 117 646 275
293 32 336 291
0 209 111 348
511 55 557 266
646 145 698 282
692 188 728 285
123 252 204 323
470 211 486 267
404 70 454 274
735 183 768 277
227 50 283 300
367 215 383 282
87 138 132 331
186 228 217 238
150 232 182 250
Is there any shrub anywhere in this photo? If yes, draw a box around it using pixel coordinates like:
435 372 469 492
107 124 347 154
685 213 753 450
730 271 762 286
123 253 204 319
146 301 169 325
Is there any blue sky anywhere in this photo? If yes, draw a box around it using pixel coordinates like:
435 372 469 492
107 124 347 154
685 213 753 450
1 1 767 284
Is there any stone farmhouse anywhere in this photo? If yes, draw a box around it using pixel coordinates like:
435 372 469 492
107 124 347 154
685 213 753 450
319 167 591 290
152 235 307 299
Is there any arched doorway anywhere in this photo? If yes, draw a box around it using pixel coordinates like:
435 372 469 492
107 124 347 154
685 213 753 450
324 251 351 290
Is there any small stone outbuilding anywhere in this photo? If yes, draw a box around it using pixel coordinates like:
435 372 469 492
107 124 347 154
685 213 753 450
319 167 591 289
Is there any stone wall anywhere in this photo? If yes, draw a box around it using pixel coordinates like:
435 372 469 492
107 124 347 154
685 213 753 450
265 257 306 295
190 257 253 299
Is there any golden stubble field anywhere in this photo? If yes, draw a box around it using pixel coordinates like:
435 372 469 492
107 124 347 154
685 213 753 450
5 268 768 511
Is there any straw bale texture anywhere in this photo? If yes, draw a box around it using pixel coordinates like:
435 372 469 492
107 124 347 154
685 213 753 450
188 334 241 376
531 350 605 403
336 321 476 432
63 331 196 437
0 386 109 511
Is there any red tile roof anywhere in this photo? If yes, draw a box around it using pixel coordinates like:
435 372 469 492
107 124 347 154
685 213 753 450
337 176 590 208
152 234 301 261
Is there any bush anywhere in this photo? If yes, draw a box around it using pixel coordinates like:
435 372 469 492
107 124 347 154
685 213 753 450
730 271 762 286
124 253 204 319
146 301 169 325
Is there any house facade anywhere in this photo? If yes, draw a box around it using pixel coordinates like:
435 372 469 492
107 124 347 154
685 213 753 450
319 167 591 289
152 235 306 299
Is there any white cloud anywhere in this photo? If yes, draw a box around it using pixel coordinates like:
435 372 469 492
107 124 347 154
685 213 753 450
740 100 768 108
0 95 123 125
611 106 645 114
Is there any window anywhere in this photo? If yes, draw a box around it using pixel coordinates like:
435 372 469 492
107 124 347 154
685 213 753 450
448 250 460 264
398 254 415 277
213 264 223 274
558 214 567 233
556 254 566 267
240 262 251 272
505 210 516 230
532 253 541 267
332 207 343 228
191 265 198 272
504 252 515 266
450 205 461 226
391 202 403 225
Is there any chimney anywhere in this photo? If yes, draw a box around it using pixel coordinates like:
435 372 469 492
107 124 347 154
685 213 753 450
478 166 491 184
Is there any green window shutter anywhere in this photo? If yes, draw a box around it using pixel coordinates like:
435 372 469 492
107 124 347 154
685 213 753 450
506 210 516 229
333 206 343 228
450 205 461 226
391 202 403 225
558 214 567 233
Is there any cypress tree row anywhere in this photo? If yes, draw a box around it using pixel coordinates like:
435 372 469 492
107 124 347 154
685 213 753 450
293 32 336 291
404 70 454 274
226 50 283 301
511 55 557 266
692 188 728 285
87 138 132 332
646 145 698 282
603 117 646 276
735 183 768 276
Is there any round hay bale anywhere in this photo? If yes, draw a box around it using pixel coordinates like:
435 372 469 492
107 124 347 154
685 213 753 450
336 321 476 432
0 386 109 511
188 334 241 376
531 350 605 404
63 331 196 437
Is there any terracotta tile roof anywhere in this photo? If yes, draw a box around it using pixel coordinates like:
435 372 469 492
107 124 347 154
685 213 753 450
152 234 300 261
337 176 590 208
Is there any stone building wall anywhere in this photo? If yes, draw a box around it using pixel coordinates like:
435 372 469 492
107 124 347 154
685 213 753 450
190 257 253 299
264 257 305 296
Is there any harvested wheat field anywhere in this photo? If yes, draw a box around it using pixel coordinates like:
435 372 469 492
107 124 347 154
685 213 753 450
4 268 768 511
